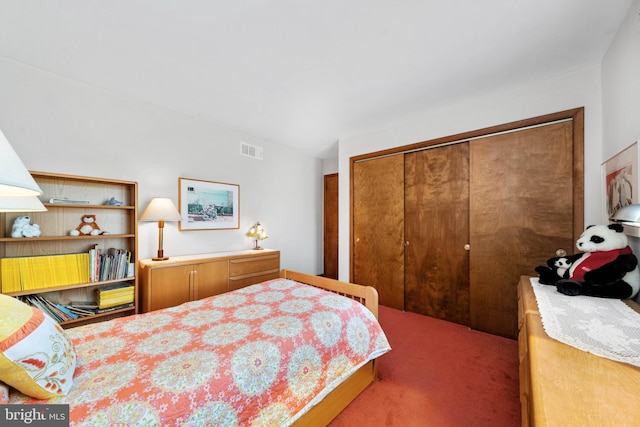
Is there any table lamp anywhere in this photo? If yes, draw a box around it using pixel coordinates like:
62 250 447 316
246 221 268 250
0 129 43 196
610 203 640 237
0 196 47 212
140 197 182 260
0 128 46 213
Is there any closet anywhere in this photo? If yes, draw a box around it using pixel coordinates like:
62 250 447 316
351 109 584 338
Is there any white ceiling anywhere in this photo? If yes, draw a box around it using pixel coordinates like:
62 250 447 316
0 1 633 158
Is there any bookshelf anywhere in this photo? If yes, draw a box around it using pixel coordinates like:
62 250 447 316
0 171 138 327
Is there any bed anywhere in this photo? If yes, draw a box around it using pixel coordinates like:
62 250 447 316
2 270 391 426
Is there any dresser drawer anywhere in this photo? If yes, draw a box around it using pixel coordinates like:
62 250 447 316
228 253 280 291
229 253 280 277
229 270 280 291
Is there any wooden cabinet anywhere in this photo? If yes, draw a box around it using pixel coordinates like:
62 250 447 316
0 171 138 327
139 260 228 312
139 249 279 312
517 276 640 426
194 261 229 299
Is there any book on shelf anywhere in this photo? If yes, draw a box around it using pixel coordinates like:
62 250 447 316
55 303 79 319
15 293 134 321
70 301 99 310
96 282 134 293
64 305 96 316
49 198 90 204
95 302 134 314
1 253 90 293
0 246 134 293
98 296 134 309
17 295 87 322
90 246 133 283
96 283 134 309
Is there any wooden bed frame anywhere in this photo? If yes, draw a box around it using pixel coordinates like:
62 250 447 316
5 269 382 425
281 269 381 426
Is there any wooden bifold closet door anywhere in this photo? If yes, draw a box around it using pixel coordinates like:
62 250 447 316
469 121 574 337
404 143 470 325
352 154 405 310
352 115 579 338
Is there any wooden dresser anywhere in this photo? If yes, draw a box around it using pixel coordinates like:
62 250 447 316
517 276 640 426
139 249 279 312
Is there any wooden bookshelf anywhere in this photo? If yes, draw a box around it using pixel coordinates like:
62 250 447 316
0 171 138 327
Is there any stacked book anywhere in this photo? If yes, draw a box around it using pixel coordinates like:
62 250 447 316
17 295 94 322
1 253 90 293
96 283 135 309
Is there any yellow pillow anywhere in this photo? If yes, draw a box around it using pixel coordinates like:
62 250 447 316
0 294 76 398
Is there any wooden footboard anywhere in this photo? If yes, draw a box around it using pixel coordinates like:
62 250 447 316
280 269 381 426
280 269 380 318
292 360 376 426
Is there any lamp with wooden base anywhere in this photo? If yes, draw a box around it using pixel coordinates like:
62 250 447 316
140 198 181 260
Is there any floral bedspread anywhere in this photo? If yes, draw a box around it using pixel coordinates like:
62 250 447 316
8 278 391 426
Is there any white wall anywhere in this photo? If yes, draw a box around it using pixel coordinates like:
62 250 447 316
602 0 640 162
322 158 339 175
0 57 323 274
337 65 604 281
602 0 640 255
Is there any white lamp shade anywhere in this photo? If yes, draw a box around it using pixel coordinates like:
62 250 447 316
0 129 43 196
0 196 47 212
610 204 640 225
140 198 182 221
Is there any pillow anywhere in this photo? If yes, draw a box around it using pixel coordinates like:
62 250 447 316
0 381 8 404
0 294 76 399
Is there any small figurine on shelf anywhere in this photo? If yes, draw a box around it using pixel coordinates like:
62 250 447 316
69 214 109 236
104 197 123 206
11 215 41 238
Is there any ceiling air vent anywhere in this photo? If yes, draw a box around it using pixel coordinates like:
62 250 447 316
240 142 263 160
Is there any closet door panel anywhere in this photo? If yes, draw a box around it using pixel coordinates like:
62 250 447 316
404 144 470 324
353 155 405 309
469 121 574 338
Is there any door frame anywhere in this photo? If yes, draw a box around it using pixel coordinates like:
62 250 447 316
349 107 584 281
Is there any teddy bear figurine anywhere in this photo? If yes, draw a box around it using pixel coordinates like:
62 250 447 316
69 214 109 236
11 215 42 238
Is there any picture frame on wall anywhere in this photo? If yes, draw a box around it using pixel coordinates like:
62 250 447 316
602 141 638 220
178 178 240 230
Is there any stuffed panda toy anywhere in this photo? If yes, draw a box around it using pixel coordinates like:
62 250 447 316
535 223 640 300
538 256 575 280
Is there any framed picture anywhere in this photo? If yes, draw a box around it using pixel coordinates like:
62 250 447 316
178 178 240 230
602 141 638 220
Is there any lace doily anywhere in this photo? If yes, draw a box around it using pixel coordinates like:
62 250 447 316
530 278 640 367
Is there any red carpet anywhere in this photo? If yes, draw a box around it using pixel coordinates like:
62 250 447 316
330 306 521 426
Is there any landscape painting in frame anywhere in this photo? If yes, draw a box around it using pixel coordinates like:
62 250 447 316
178 178 240 230
603 141 638 220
